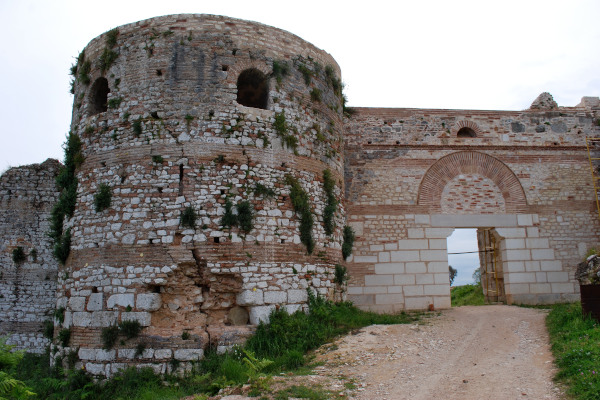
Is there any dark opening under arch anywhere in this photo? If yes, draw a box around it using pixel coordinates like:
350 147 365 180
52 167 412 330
457 127 477 138
236 68 268 109
89 77 110 115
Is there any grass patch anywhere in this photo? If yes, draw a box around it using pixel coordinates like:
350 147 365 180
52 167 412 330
547 302 600 399
450 284 485 306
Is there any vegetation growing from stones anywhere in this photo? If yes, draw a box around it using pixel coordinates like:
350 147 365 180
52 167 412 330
310 88 322 102
180 206 197 229
78 54 92 86
285 175 314 254
253 183 276 198
57 328 71 347
94 183 112 212
49 132 83 265
273 112 298 153
99 28 119 73
151 155 164 164
341 225 355 260
220 200 254 233
546 303 600 399
43 320 54 340
322 169 337 236
101 325 120 350
54 306 65 325
12 247 26 264
132 119 143 136
107 97 122 109
297 63 313 85
325 65 343 98
271 60 289 84
118 320 142 340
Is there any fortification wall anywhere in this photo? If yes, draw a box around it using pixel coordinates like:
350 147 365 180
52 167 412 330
59 14 347 376
0 159 61 351
344 100 600 311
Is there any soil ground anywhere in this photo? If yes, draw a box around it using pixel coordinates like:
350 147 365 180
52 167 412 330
215 305 564 399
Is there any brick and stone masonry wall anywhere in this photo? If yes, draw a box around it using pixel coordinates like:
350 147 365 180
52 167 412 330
58 14 347 376
344 98 600 311
0 159 61 352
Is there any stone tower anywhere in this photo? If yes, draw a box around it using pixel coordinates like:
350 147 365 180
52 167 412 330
60 14 347 376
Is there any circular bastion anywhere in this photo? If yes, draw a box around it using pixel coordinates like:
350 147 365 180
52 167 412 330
58 14 347 376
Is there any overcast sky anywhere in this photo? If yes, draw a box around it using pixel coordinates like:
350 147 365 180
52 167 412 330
1 1 597 283
1 0 599 169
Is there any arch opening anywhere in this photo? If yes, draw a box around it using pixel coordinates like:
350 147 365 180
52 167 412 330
236 68 268 109
457 127 476 138
89 77 110 115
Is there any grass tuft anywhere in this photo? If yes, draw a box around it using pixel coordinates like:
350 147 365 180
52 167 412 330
450 284 485 306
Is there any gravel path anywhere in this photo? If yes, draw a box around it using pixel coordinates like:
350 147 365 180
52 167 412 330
313 305 563 400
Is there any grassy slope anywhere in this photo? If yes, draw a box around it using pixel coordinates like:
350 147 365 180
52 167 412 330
546 303 600 400
450 284 485 306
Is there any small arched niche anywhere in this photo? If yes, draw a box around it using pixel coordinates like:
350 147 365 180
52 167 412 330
457 127 477 138
236 68 268 109
89 77 110 115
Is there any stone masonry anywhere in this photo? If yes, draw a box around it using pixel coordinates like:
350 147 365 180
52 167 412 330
1 14 599 375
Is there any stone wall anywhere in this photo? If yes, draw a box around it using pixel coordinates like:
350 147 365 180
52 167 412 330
344 99 600 310
0 159 61 352
57 14 348 376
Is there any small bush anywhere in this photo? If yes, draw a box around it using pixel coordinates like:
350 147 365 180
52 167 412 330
132 119 142 136
43 320 54 340
53 228 71 265
54 306 65 325
334 264 348 286
94 183 112 212
107 97 122 109
152 155 164 164
57 328 71 347
12 247 26 264
181 331 190 340
135 343 146 358
106 28 119 48
297 64 312 85
78 60 91 85
285 175 314 254
101 325 119 350
99 48 118 73
221 200 237 229
254 183 276 198
119 320 142 339
322 169 337 236
236 201 254 233
180 206 197 229
342 225 355 260
310 88 322 102
272 60 289 84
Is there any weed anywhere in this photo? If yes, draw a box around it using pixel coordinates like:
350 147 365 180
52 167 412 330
53 228 72 265
43 320 54 339
99 48 118 73
105 28 119 48
342 226 355 260
221 200 237 229
285 175 314 254
181 331 191 340
214 154 225 164
54 307 65 325
152 155 164 164
107 97 122 109
272 60 290 84
254 183 276 198
325 65 343 97
236 201 254 233
334 264 348 287
133 119 143 136
94 183 112 212
119 320 142 339
275 385 331 400
310 88 322 102
101 325 119 350
185 114 194 124
57 328 71 347
78 60 91 85
135 343 146 358
180 206 197 229
322 169 337 235
12 247 26 264
297 64 313 85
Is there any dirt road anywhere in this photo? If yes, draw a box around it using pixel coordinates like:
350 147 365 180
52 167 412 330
313 305 563 400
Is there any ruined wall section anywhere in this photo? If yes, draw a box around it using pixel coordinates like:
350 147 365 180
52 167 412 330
344 102 600 309
61 14 347 376
0 159 61 351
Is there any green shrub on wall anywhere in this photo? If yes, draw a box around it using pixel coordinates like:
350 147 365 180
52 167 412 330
180 206 197 229
285 175 314 254
342 225 355 260
322 169 337 236
94 183 112 212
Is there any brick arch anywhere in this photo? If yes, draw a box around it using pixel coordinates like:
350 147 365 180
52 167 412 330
452 120 483 137
417 151 527 213
225 60 271 85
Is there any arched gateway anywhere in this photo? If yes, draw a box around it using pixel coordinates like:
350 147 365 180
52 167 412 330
344 108 600 311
